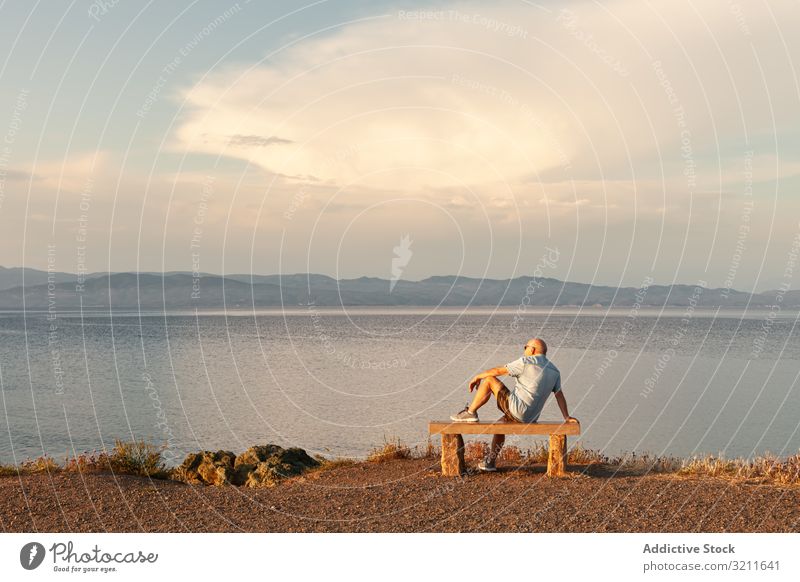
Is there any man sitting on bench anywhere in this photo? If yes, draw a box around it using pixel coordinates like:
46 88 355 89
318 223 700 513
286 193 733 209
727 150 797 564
450 338 577 471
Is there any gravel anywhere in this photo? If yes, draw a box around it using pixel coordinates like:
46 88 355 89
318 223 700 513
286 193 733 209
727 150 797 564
2 459 798 532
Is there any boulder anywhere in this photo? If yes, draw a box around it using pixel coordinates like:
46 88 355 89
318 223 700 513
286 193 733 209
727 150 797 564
174 450 236 485
175 445 319 487
234 445 285 469
236 445 320 488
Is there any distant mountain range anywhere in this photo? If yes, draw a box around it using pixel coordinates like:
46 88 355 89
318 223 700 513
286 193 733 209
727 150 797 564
0 266 796 310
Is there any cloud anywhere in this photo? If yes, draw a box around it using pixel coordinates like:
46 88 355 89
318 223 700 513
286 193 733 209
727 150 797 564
171 0 799 241
2 169 37 181
174 3 591 192
227 134 294 147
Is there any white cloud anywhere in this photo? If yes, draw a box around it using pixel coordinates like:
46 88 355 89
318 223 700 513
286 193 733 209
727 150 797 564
173 0 798 202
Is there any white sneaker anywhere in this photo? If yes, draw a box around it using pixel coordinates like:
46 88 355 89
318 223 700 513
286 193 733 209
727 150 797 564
450 406 478 422
477 458 497 472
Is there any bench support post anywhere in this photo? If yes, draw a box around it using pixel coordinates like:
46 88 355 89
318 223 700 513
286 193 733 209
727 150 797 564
547 434 567 477
441 434 465 476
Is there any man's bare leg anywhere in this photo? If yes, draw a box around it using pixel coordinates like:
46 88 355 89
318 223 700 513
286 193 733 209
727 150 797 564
464 377 507 468
488 434 505 464
467 377 502 413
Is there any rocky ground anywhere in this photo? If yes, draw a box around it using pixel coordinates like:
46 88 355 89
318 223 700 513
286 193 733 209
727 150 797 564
2 459 798 532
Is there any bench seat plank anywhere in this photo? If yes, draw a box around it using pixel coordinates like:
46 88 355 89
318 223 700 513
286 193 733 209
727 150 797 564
429 420 580 436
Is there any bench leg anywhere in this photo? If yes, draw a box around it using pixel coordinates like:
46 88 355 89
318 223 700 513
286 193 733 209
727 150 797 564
441 434 465 476
547 434 567 477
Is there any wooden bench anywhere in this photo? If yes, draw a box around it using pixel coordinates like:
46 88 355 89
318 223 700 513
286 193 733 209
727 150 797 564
429 420 581 477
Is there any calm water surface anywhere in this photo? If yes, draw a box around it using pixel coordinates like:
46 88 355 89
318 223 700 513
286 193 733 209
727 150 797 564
1 308 799 464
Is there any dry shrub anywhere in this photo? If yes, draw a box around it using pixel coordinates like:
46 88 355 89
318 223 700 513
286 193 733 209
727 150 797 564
567 445 606 465
420 438 439 459
612 452 682 475
19 456 61 474
523 442 550 464
679 455 740 478
367 438 411 463
63 440 169 479
464 441 489 463
678 452 800 485
0 456 60 476
4 436 798 489
64 451 112 473
755 453 800 485
0 464 17 477
105 440 169 478
499 445 524 464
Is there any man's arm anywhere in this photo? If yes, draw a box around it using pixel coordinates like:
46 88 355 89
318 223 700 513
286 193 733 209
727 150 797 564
554 391 578 423
468 366 508 391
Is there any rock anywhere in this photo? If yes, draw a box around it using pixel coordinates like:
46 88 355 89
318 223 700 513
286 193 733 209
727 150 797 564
173 450 236 485
175 445 319 487
236 445 320 488
234 445 285 469
232 445 285 485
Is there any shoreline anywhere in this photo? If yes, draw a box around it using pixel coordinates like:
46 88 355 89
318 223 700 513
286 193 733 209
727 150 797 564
3 439 799 485
4 306 800 317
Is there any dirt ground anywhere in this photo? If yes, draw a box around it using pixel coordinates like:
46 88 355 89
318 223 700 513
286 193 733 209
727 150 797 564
2 459 798 532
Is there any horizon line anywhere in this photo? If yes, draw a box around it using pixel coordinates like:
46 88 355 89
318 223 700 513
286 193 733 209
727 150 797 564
0 265 793 294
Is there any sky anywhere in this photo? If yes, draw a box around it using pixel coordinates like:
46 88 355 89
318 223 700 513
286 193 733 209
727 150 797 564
0 0 799 291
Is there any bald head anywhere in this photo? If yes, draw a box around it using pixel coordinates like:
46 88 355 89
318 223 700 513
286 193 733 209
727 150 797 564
525 338 547 355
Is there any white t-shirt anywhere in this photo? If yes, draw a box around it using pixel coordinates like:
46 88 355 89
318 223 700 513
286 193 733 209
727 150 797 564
504 354 561 423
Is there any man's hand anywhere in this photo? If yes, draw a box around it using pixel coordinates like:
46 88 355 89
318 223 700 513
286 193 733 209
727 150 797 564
466 367 507 392
554 391 576 424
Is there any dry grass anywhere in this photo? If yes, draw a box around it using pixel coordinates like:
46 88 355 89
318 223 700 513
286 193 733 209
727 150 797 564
420 438 439 459
0 440 170 480
677 453 800 485
567 444 606 465
4 437 800 488
464 440 489 463
451 442 800 486
463 441 604 466
607 452 683 475
103 440 170 478
498 445 524 464
445 436 800 486
568 448 800 485
366 437 412 463
523 442 550 464
0 455 61 476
